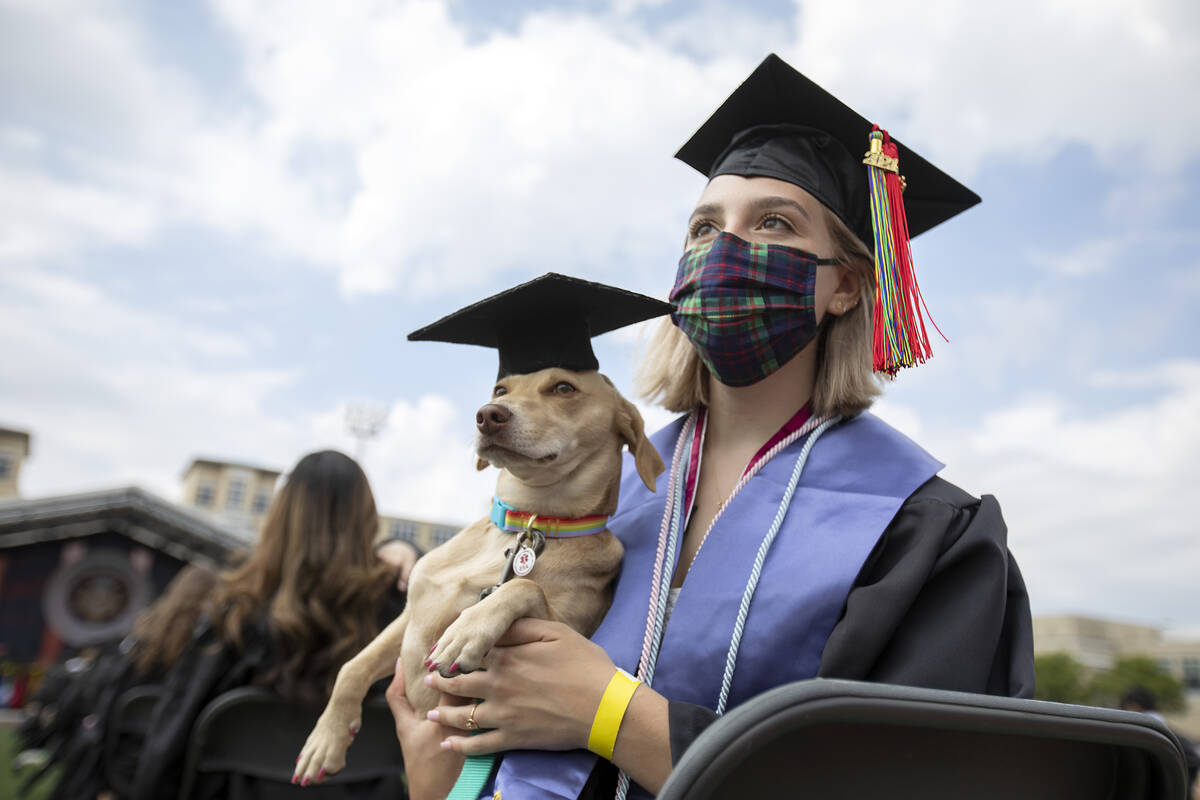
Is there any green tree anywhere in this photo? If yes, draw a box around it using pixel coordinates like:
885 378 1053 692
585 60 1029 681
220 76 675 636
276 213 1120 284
1034 653 1089 704
1087 656 1185 711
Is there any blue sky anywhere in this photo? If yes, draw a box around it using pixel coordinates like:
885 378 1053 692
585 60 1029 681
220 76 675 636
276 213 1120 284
2 0 1198 631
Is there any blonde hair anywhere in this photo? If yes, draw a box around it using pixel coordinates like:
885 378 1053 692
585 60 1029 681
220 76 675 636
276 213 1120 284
636 206 882 418
204 450 392 705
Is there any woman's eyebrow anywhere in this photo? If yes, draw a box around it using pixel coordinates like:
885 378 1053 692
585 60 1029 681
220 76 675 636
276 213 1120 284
744 197 811 224
688 202 723 220
747 195 812 222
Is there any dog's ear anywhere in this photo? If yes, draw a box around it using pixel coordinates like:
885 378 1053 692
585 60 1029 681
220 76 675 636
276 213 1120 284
616 395 666 492
475 457 489 471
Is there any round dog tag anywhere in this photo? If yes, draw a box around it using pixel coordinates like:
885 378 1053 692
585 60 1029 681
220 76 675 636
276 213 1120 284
512 545 537 576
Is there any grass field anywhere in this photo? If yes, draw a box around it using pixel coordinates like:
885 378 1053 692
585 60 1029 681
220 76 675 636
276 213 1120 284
0 726 61 800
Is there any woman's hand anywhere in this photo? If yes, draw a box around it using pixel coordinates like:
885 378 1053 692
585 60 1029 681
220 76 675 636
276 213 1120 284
424 618 614 755
384 657 466 800
376 540 420 592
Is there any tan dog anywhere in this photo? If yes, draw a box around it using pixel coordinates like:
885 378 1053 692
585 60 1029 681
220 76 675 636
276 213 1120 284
293 368 663 784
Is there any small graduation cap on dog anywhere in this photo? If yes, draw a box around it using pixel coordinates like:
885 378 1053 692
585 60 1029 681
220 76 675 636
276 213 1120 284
408 273 674 380
676 53 980 374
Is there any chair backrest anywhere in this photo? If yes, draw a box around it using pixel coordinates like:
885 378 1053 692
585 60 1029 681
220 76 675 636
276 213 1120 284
104 683 164 796
178 686 405 800
657 679 1189 800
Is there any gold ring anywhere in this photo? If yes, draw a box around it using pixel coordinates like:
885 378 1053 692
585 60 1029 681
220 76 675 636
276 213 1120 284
465 702 480 731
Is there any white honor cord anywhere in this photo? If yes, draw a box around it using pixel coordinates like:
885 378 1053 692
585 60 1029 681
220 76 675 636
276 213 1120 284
642 421 692 687
715 415 840 715
617 416 695 800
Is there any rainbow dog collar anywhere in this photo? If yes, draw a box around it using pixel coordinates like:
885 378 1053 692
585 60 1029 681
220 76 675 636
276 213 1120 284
489 497 609 537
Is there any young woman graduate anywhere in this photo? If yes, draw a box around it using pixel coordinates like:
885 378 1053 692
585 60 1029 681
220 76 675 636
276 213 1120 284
387 54 1035 800
130 451 406 800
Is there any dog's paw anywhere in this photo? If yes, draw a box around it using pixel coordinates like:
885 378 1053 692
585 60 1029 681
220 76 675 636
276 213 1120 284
427 604 508 677
292 705 360 787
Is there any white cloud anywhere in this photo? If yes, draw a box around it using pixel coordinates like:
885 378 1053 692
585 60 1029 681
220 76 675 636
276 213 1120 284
1027 237 1124 278
0 268 300 498
915 360 1200 628
0 265 497 524
790 0 1200 177
0 163 159 262
310 395 495 526
4 0 1196 300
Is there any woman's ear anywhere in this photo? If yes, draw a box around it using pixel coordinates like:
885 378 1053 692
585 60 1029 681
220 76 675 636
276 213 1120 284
827 263 863 316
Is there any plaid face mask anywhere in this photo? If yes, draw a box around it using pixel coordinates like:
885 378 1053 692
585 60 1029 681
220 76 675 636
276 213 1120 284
670 231 836 387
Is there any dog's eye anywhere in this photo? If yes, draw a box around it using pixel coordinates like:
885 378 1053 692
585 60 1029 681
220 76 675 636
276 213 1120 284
553 381 577 395
493 386 507 397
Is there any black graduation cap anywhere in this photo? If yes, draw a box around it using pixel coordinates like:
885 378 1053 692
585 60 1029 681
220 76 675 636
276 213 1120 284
675 53 980 249
407 273 674 379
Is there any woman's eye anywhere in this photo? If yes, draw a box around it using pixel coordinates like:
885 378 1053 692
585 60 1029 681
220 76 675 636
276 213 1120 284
493 385 507 397
689 219 717 239
553 381 577 395
760 214 792 232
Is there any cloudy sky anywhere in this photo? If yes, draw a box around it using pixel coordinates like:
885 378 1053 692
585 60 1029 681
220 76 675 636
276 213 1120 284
2 0 1198 632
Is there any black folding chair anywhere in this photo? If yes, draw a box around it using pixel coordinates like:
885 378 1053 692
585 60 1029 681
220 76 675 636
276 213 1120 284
658 679 1189 800
104 684 164 796
178 686 406 800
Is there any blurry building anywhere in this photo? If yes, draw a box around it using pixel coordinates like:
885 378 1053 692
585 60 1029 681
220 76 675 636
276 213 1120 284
180 458 281 540
0 486 241 699
377 513 460 554
177 457 461 552
1035 614 1200 736
0 427 31 500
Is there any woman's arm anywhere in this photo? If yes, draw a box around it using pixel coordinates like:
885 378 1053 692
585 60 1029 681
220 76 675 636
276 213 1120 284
383 657 466 800
819 479 1035 696
425 618 675 794
376 539 421 592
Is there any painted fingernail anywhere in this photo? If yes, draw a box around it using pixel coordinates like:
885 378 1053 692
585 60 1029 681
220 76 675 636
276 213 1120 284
423 659 431 667
428 662 437 672
291 776 298 785
424 674 433 686
449 662 460 674
318 769 326 781
427 709 440 722
429 643 437 654
301 777 310 787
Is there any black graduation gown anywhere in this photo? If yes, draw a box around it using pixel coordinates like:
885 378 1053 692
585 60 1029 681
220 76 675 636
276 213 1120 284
18 642 153 800
582 475 1034 796
130 590 407 800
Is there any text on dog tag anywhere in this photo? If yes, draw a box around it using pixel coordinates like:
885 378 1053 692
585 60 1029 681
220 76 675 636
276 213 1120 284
512 546 537 576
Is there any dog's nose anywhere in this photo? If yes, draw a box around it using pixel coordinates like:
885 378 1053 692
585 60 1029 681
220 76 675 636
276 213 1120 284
476 404 512 435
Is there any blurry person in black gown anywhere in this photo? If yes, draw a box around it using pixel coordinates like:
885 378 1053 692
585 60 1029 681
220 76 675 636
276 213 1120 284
19 564 217 800
1121 686 1200 797
130 450 406 800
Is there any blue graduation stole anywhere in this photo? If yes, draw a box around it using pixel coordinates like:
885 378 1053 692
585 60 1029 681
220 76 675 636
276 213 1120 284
491 412 941 799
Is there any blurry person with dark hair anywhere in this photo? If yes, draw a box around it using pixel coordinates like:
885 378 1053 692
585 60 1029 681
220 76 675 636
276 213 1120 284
130 450 407 800
1120 685 1199 796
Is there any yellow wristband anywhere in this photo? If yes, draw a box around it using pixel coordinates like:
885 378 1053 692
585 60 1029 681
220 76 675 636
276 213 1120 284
587 669 642 761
